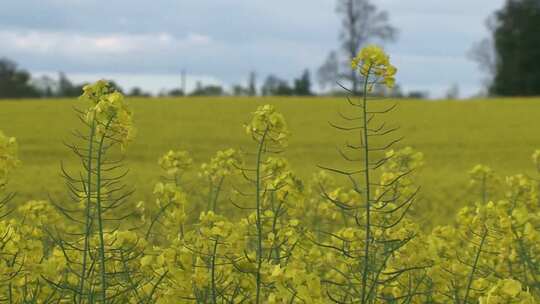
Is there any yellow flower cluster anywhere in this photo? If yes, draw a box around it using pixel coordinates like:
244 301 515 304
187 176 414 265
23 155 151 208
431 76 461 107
351 44 397 89
0 130 20 188
480 279 535 304
81 80 136 150
245 104 289 148
200 148 243 183
158 150 193 177
469 164 499 202
153 182 188 234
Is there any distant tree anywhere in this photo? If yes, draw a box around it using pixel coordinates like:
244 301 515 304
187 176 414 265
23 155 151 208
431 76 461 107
445 83 460 100
317 51 340 91
57 72 91 97
468 16 497 93
489 0 540 96
0 58 40 98
232 85 249 96
389 83 404 98
248 71 257 96
167 88 184 97
190 84 224 96
319 0 397 94
368 82 404 98
406 91 429 99
193 81 203 94
275 84 293 96
32 75 57 97
58 73 123 97
108 80 124 94
261 75 293 96
293 69 313 96
58 72 77 97
129 87 142 97
129 87 152 97
261 76 278 96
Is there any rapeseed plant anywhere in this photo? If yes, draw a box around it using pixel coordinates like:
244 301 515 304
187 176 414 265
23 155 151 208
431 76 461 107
314 44 428 303
0 45 538 303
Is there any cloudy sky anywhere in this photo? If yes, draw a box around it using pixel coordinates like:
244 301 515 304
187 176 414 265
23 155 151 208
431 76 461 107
0 0 505 97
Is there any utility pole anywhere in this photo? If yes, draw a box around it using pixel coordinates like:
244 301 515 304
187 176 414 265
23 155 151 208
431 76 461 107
181 69 186 96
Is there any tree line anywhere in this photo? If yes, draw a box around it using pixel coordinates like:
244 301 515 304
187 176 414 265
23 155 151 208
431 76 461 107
0 57 316 99
0 59 125 99
0 55 418 99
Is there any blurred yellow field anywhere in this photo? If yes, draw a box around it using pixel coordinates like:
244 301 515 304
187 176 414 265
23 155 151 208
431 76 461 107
1 96 539 224
1 78 540 302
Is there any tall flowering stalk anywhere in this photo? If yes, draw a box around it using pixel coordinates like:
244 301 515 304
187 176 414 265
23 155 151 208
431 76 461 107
315 45 428 303
469 165 498 204
145 150 192 241
82 80 135 302
44 80 148 303
244 105 289 303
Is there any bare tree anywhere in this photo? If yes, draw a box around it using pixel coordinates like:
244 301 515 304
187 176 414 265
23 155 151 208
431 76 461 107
248 71 257 96
320 0 397 94
468 16 497 94
317 51 340 91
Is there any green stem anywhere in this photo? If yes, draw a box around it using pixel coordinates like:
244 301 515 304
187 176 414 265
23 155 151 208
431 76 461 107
78 119 96 303
95 119 113 303
120 250 142 302
145 202 173 240
360 72 371 304
481 174 487 204
212 176 225 212
207 178 214 212
267 199 281 263
211 238 219 304
463 227 488 304
255 128 269 304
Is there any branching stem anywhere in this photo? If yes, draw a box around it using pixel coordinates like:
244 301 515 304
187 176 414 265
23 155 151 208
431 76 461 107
463 226 488 304
255 128 269 304
78 119 96 304
360 72 372 304
95 118 113 303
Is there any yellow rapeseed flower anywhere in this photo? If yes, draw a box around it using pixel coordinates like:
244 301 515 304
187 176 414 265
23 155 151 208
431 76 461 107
351 44 397 89
0 130 20 188
80 80 135 151
245 104 289 148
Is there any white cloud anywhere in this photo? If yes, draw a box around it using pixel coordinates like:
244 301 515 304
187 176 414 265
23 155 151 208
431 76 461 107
379 0 505 17
0 30 212 56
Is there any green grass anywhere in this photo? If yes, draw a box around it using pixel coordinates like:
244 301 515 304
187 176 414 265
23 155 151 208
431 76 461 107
1 96 539 224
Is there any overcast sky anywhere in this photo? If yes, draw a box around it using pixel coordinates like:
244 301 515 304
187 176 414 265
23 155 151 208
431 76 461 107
0 0 506 98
